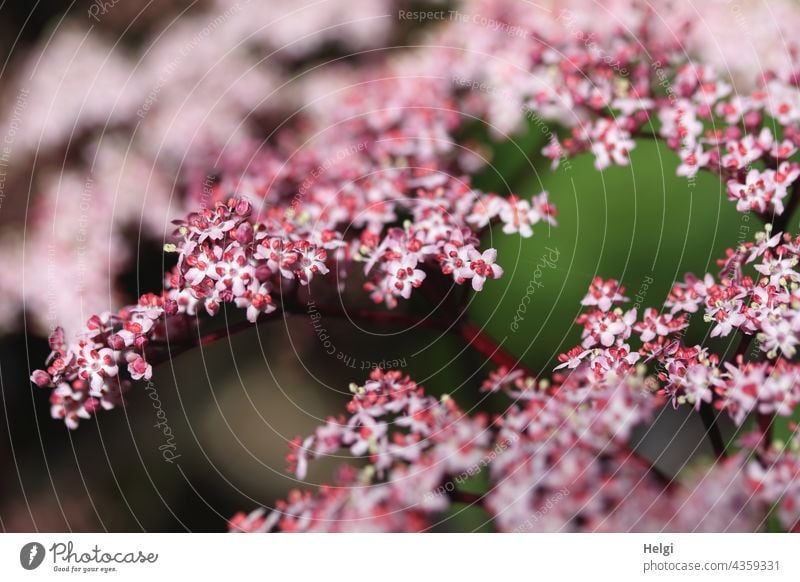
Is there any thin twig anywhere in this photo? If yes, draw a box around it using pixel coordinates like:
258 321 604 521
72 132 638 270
698 405 727 459
457 320 536 377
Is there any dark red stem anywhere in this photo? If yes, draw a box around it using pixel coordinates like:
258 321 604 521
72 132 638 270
449 490 483 505
457 320 536 376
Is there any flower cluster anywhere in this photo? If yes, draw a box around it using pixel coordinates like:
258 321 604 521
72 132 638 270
558 230 800 427
549 61 800 216
231 365 799 532
747 430 800 530
31 307 156 430
30 199 334 428
28 39 573 426
446 9 800 222
181 75 557 309
31 170 536 428
19 0 800 338
0 0 408 337
234 369 490 532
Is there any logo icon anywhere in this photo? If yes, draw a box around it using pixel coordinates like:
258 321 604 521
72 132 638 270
20 542 45 570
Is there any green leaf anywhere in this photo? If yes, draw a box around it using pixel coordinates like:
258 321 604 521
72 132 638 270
470 139 749 372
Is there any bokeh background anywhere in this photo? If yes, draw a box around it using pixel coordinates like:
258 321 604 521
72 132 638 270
1 0 794 531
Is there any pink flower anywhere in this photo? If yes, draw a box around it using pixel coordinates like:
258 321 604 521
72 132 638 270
126 355 152 381
589 119 636 170
75 342 119 391
634 308 688 342
467 248 503 291
676 144 710 178
498 196 538 238
721 135 763 170
580 277 627 312
759 318 799 358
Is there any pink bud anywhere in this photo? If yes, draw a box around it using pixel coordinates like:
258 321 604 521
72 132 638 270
743 111 762 130
163 299 179 316
233 222 253 244
235 198 252 217
83 397 101 414
724 126 741 141
255 265 272 282
31 370 51 387
127 356 152 381
107 334 125 350
48 327 65 350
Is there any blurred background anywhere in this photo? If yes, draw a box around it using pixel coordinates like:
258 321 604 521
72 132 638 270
1 0 795 531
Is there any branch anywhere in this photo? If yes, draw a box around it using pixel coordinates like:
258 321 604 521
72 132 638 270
457 320 537 377
701 333 757 459
698 405 727 459
143 291 674 491
448 490 484 505
310 303 452 331
731 336 774 450
146 309 285 365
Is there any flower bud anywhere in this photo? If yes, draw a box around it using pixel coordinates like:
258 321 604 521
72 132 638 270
107 334 126 350
31 370 51 387
235 198 252 217
233 222 253 244
255 265 272 282
87 314 103 331
48 327 65 350
83 397 101 414
163 299 179 316
127 355 152 381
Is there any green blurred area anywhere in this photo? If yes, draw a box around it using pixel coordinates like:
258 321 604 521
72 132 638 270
470 132 751 372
